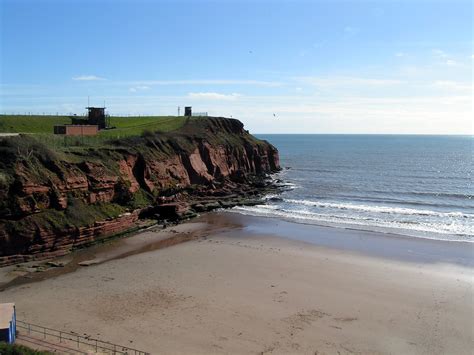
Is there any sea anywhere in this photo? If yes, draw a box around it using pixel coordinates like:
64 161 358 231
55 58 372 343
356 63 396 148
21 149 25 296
232 135 473 242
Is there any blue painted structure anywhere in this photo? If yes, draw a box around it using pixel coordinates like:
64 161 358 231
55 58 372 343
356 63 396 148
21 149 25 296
0 303 16 344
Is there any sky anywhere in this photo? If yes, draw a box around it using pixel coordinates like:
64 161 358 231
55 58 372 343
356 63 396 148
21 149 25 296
0 0 472 134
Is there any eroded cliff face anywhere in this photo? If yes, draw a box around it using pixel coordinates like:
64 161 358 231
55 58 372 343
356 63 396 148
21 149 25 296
0 117 280 265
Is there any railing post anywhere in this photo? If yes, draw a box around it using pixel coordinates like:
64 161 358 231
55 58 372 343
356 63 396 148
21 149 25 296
77 335 80 349
59 331 62 343
28 323 31 335
44 327 46 339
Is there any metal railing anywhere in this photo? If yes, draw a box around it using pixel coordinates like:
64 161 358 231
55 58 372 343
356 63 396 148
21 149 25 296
17 320 149 355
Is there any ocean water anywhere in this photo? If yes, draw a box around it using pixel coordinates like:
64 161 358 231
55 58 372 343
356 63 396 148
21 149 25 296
233 135 473 242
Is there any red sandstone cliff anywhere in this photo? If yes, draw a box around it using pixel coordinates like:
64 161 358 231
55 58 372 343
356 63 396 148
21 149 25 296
0 117 280 265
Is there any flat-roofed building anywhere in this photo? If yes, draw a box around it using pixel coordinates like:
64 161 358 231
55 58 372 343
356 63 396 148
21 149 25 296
54 124 99 136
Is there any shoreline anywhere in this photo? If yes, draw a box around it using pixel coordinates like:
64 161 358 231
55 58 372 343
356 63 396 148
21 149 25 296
218 212 474 267
1 212 473 354
231 203 473 244
1 211 473 291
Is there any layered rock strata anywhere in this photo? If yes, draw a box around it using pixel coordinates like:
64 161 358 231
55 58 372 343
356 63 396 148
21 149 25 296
0 117 280 265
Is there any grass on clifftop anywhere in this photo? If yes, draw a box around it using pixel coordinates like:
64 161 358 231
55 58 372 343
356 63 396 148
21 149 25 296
0 116 267 156
105 116 187 138
0 115 188 150
0 115 71 133
0 115 187 136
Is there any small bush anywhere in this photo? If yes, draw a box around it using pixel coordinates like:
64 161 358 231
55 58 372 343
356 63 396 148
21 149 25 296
0 342 52 355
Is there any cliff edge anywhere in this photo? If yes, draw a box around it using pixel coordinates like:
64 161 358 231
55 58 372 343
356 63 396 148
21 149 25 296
0 117 280 265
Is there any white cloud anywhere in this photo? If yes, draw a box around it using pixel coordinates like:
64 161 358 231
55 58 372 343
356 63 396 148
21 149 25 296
3 91 471 134
343 26 359 37
72 75 106 81
445 59 457 66
188 92 241 101
432 49 449 59
129 85 150 92
128 79 281 87
295 76 402 87
395 52 405 57
433 80 471 92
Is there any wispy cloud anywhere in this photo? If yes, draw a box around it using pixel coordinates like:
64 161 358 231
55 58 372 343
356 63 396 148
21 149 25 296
188 92 241 100
72 75 106 81
343 26 360 38
432 49 461 66
295 76 402 87
432 49 449 59
433 80 471 92
3 91 470 134
129 85 150 92
128 79 281 87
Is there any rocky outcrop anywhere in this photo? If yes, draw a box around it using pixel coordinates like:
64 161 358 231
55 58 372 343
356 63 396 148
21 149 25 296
0 117 280 265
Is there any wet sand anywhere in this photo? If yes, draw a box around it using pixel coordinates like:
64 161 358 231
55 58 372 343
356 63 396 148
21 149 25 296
1 212 473 354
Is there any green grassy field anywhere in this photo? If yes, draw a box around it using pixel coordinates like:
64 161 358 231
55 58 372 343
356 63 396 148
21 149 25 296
105 116 187 137
0 115 71 133
0 115 187 136
0 115 188 149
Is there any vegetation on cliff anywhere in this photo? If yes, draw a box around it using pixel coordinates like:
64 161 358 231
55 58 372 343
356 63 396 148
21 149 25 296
0 116 280 264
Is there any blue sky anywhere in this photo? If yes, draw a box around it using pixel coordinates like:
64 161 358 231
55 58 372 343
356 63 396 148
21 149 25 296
1 0 472 133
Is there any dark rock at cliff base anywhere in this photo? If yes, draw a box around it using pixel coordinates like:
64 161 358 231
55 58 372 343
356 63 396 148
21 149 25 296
202 202 222 211
240 199 264 206
192 204 207 212
267 197 283 202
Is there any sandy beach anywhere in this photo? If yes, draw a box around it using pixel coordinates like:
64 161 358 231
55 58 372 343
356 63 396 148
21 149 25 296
1 212 473 354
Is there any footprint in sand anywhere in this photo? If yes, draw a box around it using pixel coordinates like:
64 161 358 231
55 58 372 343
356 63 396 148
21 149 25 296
283 309 330 334
272 290 288 303
333 316 358 322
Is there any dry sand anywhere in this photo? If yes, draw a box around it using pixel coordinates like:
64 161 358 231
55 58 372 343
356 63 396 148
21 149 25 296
1 213 473 354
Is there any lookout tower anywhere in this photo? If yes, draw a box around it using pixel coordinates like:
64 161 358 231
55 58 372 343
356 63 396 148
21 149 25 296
86 107 107 129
